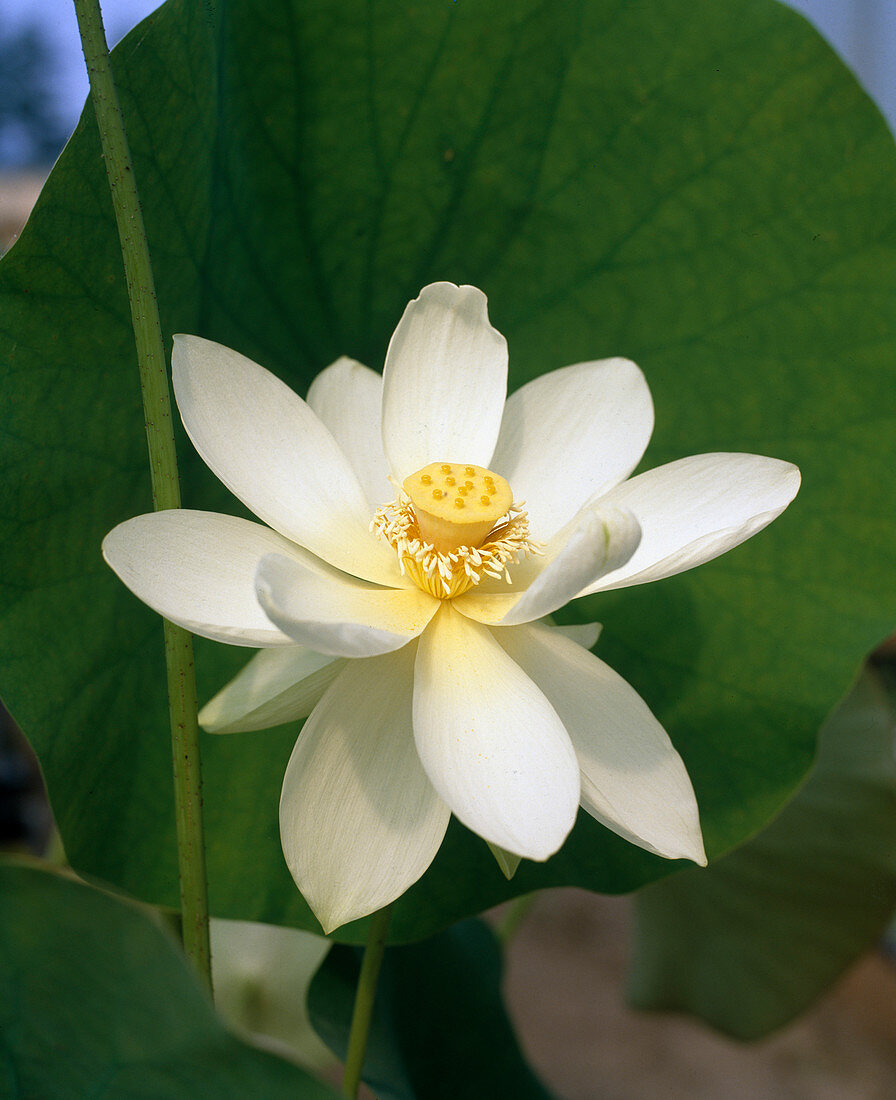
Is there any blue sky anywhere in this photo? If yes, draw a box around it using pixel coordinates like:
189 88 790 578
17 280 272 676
3 0 159 142
3 0 896 151
788 0 896 131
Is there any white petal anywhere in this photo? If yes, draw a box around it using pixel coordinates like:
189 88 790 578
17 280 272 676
413 604 580 860
498 623 706 864
550 621 602 650
583 453 801 593
172 335 399 585
256 553 438 658
454 505 640 626
198 647 344 734
381 284 507 481
102 510 302 646
491 358 653 540
279 646 450 933
306 357 393 510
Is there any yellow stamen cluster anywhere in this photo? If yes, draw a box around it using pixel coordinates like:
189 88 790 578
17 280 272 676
371 462 541 599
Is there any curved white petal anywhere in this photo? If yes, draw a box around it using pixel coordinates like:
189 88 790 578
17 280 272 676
306 357 393 510
413 604 580 860
280 646 450 933
381 283 508 481
199 647 344 733
172 335 399 585
102 510 301 646
491 358 653 540
454 505 640 626
499 623 705 864
256 553 438 658
550 621 602 650
582 453 801 593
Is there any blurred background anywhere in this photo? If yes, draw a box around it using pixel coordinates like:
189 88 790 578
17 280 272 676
2 1 896 1097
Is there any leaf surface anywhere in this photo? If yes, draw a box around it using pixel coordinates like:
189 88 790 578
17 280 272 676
308 919 552 1099
1 0 894 939
627 665 896 1038
0 862 336 1098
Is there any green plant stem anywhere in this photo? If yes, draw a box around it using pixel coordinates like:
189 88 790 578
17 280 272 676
73 0 211 991
495 892 537 945
342 905 392 1098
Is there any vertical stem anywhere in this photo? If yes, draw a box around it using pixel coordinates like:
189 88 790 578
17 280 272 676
73 0 211 990
342 905 393 1099
495 892 537 946
163 619 209 987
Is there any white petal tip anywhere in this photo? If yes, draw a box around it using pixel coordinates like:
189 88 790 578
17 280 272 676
486 817 574 864
657 829 707 867
415 280 485 305
317 912 348 937
657 812 707 867
689 840 709 868
196 701 221 733
171 332 209 360
784 463 802 497
283 875 374 936
407 283 499 334
303 892 387 936
316 906 389 936
196 701 249 735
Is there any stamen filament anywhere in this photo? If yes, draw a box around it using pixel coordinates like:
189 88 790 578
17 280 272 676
371 490 542 600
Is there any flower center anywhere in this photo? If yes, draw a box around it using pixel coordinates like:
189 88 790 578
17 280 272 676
371 462 541 599
403 462 514 552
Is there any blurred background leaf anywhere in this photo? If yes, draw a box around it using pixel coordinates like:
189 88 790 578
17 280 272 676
308 918 552 1099
1 0 895 940
0 861 337 1097
628 662 896 1038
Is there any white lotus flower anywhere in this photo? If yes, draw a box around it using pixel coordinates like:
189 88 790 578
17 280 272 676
103 282 800 933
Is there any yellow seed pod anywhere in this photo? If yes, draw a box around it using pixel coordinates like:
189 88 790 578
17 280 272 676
403 462 513 551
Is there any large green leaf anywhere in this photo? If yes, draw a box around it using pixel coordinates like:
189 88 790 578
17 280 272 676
1 0 895 940
308 920 552 1099
627 663 896 1038
0 861 337 1098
